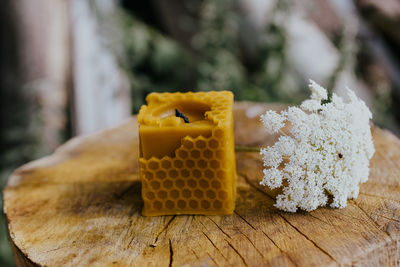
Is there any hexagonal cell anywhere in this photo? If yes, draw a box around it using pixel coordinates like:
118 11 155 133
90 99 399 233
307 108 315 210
187 179 197 188
213 128 224 138
170 189 179 199
192 169 201 178
197 159 207 168
189 200 198 209
201 200 211 209
199 179 209 189
203 149 213 158
181 169 190 178
176 179 185 189
208 139 219 149
156 170 166 179
154 201 162 209
204 169 214 179
143 171 154 180
216 170 226 180
165 200 175 209
210 160 220 169
211 180 221 189
178 149 189 159
218 190 228 200
194 189 203 198
177 199 186 209
182 189 191 198
157 190 167 199
168 170 178 179
206 190 216 199
163 179 173 189
183 138 194 149
213 200 222 209
145 191 155 200
190 150 201 159
173 159 183 168
186 160 195 168
148 159 160 170
195 138 206 149
150 181 161 190
161 158 172 169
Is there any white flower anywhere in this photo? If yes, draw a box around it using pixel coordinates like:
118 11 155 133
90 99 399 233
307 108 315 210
259 80 375 212
300 99 322 112
260 168 283 189
275 136 295 156
260 147 282 168
260 110 285 134
309 79 328 101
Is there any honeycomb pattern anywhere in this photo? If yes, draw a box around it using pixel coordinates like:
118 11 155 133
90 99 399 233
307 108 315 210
138 91 236 216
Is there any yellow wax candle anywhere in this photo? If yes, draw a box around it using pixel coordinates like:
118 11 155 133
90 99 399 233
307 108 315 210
138 91 236 216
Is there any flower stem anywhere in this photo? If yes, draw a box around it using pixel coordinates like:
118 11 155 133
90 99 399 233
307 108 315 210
235 146 260 152
279 129 288 136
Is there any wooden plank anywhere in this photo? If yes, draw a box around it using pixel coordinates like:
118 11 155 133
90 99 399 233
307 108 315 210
3 102 400 266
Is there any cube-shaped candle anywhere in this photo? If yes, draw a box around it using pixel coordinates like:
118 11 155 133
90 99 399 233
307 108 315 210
138 91 236 216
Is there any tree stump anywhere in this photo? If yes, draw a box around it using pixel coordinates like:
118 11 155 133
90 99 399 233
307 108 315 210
3 102 400 266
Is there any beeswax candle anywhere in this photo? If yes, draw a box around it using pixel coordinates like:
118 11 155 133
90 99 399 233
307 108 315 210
138 91 236 216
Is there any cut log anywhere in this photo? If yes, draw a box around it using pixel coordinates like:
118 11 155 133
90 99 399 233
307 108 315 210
3 102 400 266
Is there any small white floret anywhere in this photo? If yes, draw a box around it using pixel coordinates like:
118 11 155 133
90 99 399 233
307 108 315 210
309 79 328 101
260 110 285 134
260 168 283 189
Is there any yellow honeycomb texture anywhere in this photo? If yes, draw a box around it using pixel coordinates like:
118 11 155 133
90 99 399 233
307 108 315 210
138 91 236 216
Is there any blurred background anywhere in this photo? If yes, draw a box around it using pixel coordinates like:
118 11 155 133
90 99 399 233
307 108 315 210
1 0 400 265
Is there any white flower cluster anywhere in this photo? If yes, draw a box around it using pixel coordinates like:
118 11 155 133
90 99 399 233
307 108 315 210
260 80 375 212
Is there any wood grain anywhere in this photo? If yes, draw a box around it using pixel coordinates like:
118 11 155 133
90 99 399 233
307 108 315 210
3 102 400 266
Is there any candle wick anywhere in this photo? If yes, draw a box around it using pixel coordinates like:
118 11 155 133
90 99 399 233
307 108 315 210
175 109 189 123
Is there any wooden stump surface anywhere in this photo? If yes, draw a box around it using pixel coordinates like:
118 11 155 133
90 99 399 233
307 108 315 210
3 102 400 266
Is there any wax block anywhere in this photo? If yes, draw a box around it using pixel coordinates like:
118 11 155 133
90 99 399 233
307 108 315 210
138 91 236 216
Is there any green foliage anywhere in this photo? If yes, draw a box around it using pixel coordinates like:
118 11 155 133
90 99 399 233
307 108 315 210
98 0 308 114
97 7 197 113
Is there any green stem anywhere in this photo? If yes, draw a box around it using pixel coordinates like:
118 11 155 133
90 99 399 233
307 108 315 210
235 146 260 153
